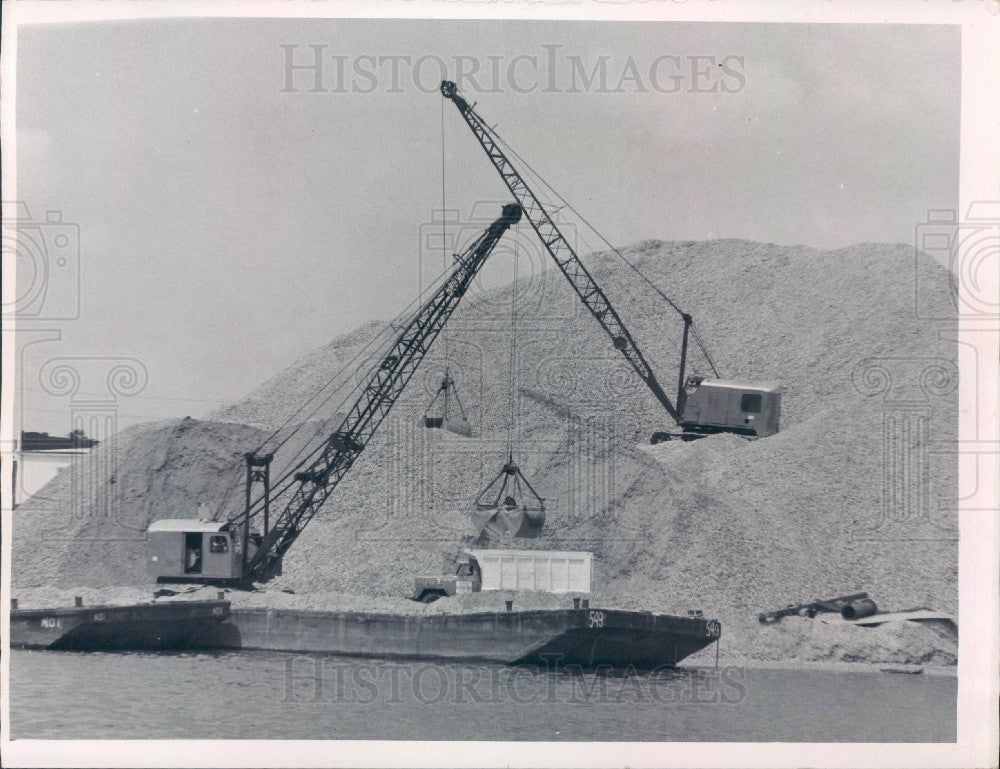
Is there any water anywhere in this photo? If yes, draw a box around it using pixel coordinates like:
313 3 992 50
10 650 956 741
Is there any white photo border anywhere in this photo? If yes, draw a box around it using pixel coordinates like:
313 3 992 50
1 1 996 767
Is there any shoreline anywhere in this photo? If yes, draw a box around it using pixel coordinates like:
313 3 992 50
682 656 956 676
10 586 957 673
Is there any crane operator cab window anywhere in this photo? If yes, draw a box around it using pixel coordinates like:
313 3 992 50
183 532 203 574
209 535 229 554
740 393 763 414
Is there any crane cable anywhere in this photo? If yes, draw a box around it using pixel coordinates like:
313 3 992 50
438 89 455 422
216 328 395 522
222 259 464 523
247 269 450 461
483 122 721 378
440 91 450 369
506 228 519 460
238 237 488 524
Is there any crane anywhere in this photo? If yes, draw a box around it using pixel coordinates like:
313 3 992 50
147 204 523 585
439 80 783 443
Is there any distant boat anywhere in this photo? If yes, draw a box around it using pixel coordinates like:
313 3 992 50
20 431 99 451
14 433 100 505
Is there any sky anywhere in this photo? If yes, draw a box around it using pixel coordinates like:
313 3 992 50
12 18 960 436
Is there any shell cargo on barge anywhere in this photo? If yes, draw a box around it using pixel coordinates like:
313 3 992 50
11 599 721 668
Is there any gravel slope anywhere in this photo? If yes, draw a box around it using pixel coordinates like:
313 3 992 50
12 239 957 662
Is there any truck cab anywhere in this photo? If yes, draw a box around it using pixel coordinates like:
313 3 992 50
411 556 482 603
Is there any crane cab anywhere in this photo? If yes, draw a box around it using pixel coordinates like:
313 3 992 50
147 519 256 583
678 377 784 438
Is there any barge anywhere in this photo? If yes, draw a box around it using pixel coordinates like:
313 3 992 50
11 601 721 668
10 599 231 651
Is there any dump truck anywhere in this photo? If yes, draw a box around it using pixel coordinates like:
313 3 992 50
411 549 594 602
470 549 593 592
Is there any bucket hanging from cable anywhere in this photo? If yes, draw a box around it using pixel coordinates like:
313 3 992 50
469 223 545 539
470 452 545 538
423 369 473 437
423 96 473 439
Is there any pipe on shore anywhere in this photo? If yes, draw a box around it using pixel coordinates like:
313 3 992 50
842 598 878 620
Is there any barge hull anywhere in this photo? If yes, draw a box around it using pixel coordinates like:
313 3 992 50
11 600 230 651
11 603 721 668
204 608 721 668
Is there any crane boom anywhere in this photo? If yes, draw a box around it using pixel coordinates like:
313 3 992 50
440 80 681 422
239 203 522 582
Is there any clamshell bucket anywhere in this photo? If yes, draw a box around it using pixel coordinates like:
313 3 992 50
423 371 473 436
471 456 545 538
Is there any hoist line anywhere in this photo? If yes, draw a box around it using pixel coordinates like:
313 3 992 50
483 121 721 378
248 258 458 459
440 92 451 368
232 259 471 523
247 235 494 518
241 250 490 525
218 320 406 520
506 228 519 460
